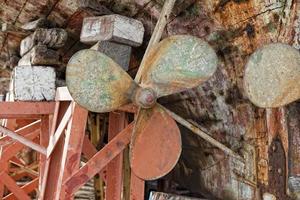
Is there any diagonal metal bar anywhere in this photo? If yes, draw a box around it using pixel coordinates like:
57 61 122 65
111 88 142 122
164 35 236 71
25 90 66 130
159 104 244 161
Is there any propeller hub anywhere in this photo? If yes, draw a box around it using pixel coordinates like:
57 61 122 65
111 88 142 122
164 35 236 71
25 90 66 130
135 87 156 108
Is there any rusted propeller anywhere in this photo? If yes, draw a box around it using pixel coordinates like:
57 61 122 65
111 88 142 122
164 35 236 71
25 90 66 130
244 43 300 108
66 35 218 180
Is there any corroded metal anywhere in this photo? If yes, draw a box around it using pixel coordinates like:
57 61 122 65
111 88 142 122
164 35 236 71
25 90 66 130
131 87 157 108
130 105 181 180
141 35 218 97
66 34 218 181
66 49 135 112
244 43 300 108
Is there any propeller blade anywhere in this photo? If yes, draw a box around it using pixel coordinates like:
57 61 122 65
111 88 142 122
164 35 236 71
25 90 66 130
140 35 218 97
66 49 136 112
244 43 300 108
130 105 181 180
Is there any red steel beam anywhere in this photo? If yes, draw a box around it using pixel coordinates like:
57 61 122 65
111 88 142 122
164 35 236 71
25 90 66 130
63 123 133 196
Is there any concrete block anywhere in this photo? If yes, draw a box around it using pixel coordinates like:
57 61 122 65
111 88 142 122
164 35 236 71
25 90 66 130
91 41 131 71
18 45 60 66
14 66 56 101
20 28 68 56
80 14 144 47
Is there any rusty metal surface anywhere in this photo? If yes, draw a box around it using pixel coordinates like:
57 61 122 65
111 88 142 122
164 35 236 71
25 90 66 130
66 49 135 112
141 35 218 98
130 105 181 180
66 35 218 182
244 43 300 108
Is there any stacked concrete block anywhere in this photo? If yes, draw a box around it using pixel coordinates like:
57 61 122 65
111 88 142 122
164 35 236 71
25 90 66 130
81 14 144 71
14 26 67 101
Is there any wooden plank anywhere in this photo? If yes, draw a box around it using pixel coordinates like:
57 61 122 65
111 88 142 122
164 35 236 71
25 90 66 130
63 123 133 196
46 103 73 157
0 126 46 155
0 161 9 199
0 172 30 200
0 115 42 119
107 112 127 200
130 174 145 200
39 115 50 191
40 102 70 200
149 192 206 200
55 87 73 101
39 101 60 199
0 120 40 146
0 129 40 161
82 135 107 182
3 178 39 200
56 104 88 200
0 102 55 116
89 113 105 199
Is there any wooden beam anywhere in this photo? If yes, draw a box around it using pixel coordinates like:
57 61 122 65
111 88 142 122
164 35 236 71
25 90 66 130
56 104 88 200
63 123 133 196
46 103 73 157
0 172 30 200
82 135 107 182
55 87 73 101
3 178 39 200
1 23 31 37
0 129 40 161
39 115 50 191
107 112 127 200
0 126 46 155
0 120 41 146
0 102 55 117
130 174 145 200
40 102 70 200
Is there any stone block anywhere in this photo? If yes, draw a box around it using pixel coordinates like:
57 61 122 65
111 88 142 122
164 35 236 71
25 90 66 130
91 41 131 71
18 45 60 66
20 28 68 56
80 15 144 47
21 18 53 31
14 66 56 101
149 192 205 200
